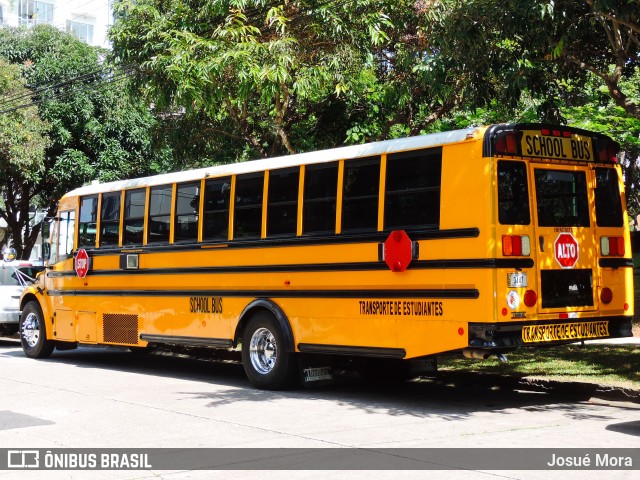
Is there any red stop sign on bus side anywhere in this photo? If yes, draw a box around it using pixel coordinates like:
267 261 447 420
384 230 414 272
554 233 579 269
75 249 90 278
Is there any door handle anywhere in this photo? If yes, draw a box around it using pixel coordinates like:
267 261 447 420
539 235 544 252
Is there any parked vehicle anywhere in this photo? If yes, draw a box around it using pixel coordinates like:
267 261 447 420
0 249 44 336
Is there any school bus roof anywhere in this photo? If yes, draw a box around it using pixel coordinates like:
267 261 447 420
64 126 482 198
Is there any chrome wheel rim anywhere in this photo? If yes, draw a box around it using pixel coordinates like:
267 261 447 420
21 312 41 348
249 327 277 375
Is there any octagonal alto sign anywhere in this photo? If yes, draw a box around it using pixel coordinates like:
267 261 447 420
554 232 579 269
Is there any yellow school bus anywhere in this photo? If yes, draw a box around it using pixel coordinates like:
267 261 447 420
19 123 634 389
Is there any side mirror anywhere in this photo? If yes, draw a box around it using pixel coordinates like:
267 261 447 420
43 242 51 261
41 217 54 265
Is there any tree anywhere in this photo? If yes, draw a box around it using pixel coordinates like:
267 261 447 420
0 59 50 257
110 0 476 161
562 71 640 224
421 0 640 121
0 25 168 258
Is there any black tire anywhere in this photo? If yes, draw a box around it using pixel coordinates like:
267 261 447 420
241 312 298 390
19 301 54 358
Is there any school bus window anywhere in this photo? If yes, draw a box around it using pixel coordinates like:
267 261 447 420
78 195 98 247
100 192 121 246
595 168 623 227
535 169 589 227
303 163 338 234
175 182 200 242
385 149 442 229
203 177 231 241
342 157 380 232
268 167 299 237
148 185 172 244
498 161 531 225
123 188 146 245
234 173 264 239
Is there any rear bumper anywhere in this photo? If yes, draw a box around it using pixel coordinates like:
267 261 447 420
469 316 633 349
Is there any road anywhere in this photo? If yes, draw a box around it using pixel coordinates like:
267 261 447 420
0 339 639 480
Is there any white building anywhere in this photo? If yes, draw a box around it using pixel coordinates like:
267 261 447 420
0 0 114 48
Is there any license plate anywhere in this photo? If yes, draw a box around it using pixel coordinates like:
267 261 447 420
507 272 527 288
522 321 609 343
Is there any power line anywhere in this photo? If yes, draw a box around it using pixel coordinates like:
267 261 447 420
0 68 109 110
0 70 132 115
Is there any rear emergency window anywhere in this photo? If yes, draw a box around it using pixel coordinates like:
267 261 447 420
535 169 589 227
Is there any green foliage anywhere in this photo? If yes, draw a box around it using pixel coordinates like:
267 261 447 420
110 0 467 158
0 25 167 257
0 58 50 256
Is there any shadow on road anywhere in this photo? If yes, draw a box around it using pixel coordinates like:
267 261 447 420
2 340 630 423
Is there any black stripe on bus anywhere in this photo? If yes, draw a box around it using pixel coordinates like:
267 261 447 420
78 227 481 257
47 288 480 299
139 334 233 348
47 258 534 278
599 258 634 268
297 344 406 359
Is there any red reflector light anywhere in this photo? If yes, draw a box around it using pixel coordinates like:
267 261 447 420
541 129 550 135
523 290 537 307
601 287 613 304
552 130 561 137
559 313 568 319
563 131 571 138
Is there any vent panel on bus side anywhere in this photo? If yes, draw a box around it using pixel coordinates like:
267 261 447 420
102 313 139 345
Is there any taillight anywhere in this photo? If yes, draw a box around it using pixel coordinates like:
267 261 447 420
600 236 625 256
502 235 531 256
593 138 619 163
494 132 519 155
523 290 537 307
600 287 613 304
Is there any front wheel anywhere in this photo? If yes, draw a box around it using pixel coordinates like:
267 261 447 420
241 312 297 390
20 301 54 358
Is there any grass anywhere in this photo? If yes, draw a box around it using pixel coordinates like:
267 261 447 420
439 344 640 390
437 270 640 392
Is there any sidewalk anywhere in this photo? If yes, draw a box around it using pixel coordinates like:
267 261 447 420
584 336 640 345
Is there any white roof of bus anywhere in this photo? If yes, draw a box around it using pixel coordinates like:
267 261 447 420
65 127 480 198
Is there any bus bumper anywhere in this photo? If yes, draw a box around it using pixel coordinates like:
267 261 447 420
468 316 633 349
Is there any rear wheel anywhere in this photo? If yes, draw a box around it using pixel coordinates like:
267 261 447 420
20 301 54 358
241 312 297 390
